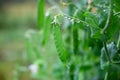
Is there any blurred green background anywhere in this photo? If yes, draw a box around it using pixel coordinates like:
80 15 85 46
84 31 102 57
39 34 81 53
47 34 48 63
0 0 36 80
0 0 61 80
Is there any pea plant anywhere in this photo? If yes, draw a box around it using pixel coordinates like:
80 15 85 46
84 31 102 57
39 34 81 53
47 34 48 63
26 0 120 80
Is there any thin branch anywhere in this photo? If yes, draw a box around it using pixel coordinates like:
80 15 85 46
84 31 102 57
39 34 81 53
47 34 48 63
117 31 120 48
102 0 113 33
112 61 120 64
103 38 112 63
102 0 113 64
104 72 108 80
114 12 120 16
62 13 89 25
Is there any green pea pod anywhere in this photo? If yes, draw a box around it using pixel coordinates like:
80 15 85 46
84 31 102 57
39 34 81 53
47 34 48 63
53 23 69 64
38 0 44 29
42 15 51 45
73 22 79 55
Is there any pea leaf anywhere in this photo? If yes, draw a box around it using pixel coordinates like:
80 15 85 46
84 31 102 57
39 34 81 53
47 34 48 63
85 12 102 39
114 0 120 12
85 12 99 28
106 16 120 39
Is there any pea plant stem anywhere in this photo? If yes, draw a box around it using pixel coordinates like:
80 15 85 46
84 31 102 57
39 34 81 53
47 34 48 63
117 31 120 48
103 38 112 63
114 12 120 16
102 0 113 80
102 0 113 63
102 0 113 33
104 72 108 80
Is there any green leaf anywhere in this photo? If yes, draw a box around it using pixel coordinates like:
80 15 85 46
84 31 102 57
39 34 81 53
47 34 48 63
106 16 120 39
90 27 102 39
114 0 120 12
38 0 44 29
85 12 102 39
42 15 51 45
53 23 69 63
85 12 99 28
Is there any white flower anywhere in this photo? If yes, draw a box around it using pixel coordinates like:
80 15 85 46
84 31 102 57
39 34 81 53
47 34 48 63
29 64 38 74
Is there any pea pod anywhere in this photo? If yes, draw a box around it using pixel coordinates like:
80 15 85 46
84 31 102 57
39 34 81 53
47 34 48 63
53 23 69 63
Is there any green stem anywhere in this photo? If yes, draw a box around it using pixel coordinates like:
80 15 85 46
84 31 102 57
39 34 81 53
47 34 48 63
112 61 120 64
117 31 120 48
103 37 112 63
104 64 111 80
102 0 113 63
102 0 113 33
62 13 88 25
102 0 113 80
114 12 120 16
104 72 108 80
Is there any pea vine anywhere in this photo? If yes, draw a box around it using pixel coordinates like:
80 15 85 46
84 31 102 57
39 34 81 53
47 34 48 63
36 0 120 80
